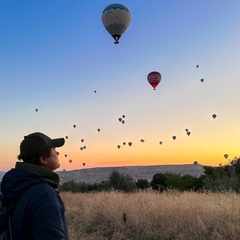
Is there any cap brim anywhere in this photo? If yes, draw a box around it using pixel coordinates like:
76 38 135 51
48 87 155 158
50 138 65 148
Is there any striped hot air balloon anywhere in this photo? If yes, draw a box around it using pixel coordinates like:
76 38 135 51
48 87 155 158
147 71 162 90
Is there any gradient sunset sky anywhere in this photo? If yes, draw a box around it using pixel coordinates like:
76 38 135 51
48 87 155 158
0 0 240 171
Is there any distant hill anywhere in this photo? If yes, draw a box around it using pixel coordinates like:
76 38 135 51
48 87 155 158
57 164 204 184
0 164 205 184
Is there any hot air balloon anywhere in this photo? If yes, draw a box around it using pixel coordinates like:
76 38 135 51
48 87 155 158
118 117 122 122
117 145 121 149
97 128 101 132
172 136 176 140
186 131 191 136
80 147 83 151
159 141 163 145
147 71 162 90
140 139 145 143
200 78 204 82
69 160 72 163
83 162 86 166
212 114 217 119
73 124 76 128
123 142 126 145
122 120 125 124
194 161 198 165
196 65 199 68
122 115 125 118
94 90 97 93
102 3 131 44
185 128 189 132
64 154 67 157
81 139 84 142
65 136 68 139
83 146 86 149
224 154 228 159
128 142 132 147
35 109 38 112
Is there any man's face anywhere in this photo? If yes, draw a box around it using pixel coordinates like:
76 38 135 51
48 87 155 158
44 148 60 171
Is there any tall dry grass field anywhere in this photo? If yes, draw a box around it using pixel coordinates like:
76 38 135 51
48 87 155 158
61 191 240 240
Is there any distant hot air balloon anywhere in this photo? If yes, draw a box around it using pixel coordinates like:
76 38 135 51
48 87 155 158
200 78 204 82
212 114 217 119
73 124 76 128
196 65 199 68
102 3 131 44
123 142 126 145
35 109 38 112
172 136 176 140
117 145 121 149
97 128 101 132
122 115 125 118
80 147 83 151
185 129 189 132
83 146 86 149
224 154 228 159
186 131 191 136
118 118 122 122
64 154 67 157
128 142 132 147
159 141 163 145
121 120 125 124
69 160 72 163
65 136 68 139
194 161 198 165
94 90 97 93
83 162 86 166
147 71 162 90
140 139 145 143
81 139 84 142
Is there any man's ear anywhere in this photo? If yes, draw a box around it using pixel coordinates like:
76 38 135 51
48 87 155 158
39 155 48 166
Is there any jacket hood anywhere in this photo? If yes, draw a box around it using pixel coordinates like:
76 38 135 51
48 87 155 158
1 168 45 200
1 162 60 200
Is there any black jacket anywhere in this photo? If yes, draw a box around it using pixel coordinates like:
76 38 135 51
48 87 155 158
1 163 68 240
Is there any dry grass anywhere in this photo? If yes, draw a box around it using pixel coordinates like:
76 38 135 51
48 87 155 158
61 190 240 240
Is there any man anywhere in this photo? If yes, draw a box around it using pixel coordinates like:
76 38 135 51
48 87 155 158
1 132 68 239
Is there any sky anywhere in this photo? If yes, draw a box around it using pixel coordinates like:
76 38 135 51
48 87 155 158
0 0 240 171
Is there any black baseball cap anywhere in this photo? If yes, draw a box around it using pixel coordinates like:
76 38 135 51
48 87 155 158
19 132 65 159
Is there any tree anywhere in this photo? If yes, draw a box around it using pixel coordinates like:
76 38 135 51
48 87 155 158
150 173 167 192
108 171 137 192
136 179 150 190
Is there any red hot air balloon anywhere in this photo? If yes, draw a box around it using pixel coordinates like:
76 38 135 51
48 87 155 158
147 71 162 90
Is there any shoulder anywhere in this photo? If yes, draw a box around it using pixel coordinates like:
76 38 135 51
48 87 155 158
26 183 58 197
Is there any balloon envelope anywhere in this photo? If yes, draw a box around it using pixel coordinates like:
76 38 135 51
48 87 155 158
212 114 217 119
102 3 131 44
147 71 162 90
224 154 228 159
